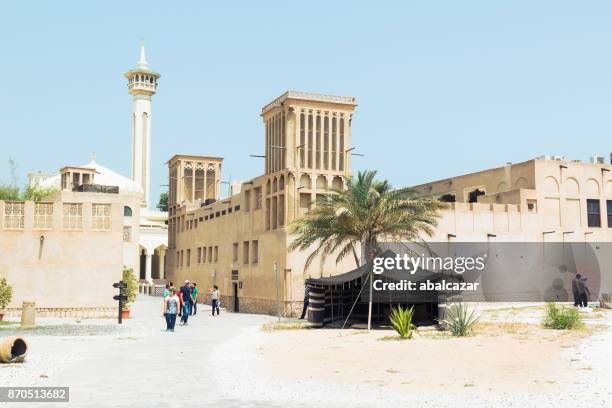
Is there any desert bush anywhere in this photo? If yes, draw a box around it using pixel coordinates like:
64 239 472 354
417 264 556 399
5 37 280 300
442 303 480 337
543 302 582 330
0 278 13 309
389 305 418 339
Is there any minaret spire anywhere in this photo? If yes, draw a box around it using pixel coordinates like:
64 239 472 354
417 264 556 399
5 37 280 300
137 40 149 70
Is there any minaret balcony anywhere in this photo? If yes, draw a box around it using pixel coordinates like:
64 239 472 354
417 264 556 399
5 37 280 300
127 82 157 92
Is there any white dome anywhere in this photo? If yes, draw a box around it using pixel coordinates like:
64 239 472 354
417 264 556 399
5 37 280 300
41 159 144 196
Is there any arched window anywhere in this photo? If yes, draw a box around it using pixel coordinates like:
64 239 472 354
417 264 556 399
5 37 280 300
124 206 133 217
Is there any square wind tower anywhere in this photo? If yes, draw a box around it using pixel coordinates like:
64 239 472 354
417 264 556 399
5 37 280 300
261 91 357 176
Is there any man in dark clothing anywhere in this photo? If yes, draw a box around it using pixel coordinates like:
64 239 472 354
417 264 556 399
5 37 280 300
572 274 582 307
180 280 192 324
299 283 309 320
578 277 590 308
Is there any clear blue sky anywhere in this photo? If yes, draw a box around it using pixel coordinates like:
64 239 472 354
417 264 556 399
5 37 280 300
1 2 611 204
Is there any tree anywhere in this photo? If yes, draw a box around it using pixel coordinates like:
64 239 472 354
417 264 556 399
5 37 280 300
0 185 19 200
0 157 19 200
157 192 168 212
22 185 58 201
121 267 138 312
0 157 57 201
289 170 446 329
0 278 13 310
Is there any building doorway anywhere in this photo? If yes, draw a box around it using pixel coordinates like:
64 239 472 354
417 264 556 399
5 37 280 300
233 282 239 312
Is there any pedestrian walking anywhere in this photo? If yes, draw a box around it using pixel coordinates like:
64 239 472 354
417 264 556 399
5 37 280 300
572 274 582 307
211 285 220 316
180 280 192 324
163 287 179 332
578 277 590 308
190 283 199 316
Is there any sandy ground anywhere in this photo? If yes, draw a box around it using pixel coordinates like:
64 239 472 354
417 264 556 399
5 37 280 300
212 304 612 408
1 298 611 407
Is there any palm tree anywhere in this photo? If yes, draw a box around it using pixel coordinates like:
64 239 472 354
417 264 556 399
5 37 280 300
289 170 446 329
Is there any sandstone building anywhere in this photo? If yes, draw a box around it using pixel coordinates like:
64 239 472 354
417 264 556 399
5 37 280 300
0 164 141 316
412 156 612 243
167 91 359 314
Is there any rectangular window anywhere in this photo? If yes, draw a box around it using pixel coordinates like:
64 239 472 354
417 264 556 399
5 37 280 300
4 202 25 229
214 246 218 262
526 199 537 213
331 116 337 170
607 200 612 228
587 199 601 228
180 250 184 267
233 243 239 263
197 247 202 263
307 114 313 168
176 251 180 267
323 116 329 170
63 203 83 230
252 240 258 264
195 168 205 200
243 241 250 264
186 249 191 266
34 202 54 229
123 226 132 242
315 115 321 169
244 189 251 211
183 168 193 201
300 113 305 168
254 187 262 210
339 117 345 171
202 247 207 263
208 247 213 262
92 204 111 230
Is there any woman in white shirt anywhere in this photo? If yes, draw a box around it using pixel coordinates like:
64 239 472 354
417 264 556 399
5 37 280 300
163 287 180 332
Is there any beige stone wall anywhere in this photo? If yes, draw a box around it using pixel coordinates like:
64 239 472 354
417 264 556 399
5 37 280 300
3 307 116 318
0 190 140 311
167 92 359 313
412 160 536 202
416 159 612 242
168 171 357 308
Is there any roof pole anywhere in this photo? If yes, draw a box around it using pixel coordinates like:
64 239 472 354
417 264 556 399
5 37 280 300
367 267 373 331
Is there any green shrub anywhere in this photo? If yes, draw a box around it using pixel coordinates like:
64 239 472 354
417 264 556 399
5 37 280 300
543 302 583 330
0 278 13 309
22 185 58 201
121 267 138 311
442 303 480 337
389 305 418 339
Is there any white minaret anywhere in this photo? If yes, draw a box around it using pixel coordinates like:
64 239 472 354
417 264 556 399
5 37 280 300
124 42 160 207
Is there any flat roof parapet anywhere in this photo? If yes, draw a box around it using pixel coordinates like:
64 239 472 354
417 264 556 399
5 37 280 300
261 90 357 115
